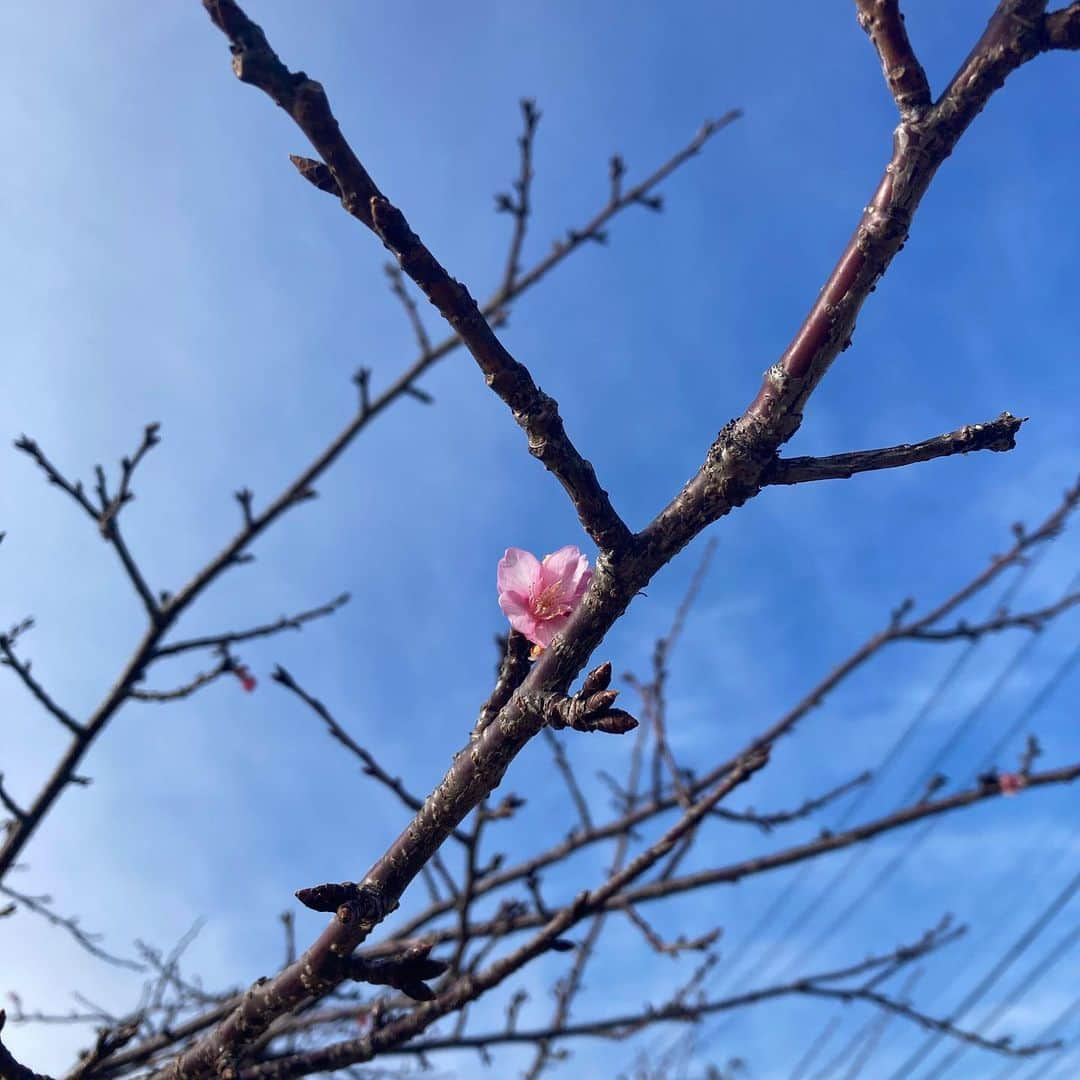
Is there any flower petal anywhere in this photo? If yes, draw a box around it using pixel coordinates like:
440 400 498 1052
498 589 530 618
570 564 593 604
532 611 570 647
541 545 584 585
506 610 541 642
497 548 541 600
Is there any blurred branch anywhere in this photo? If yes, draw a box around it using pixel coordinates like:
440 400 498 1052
383 263 432 361
0 1009 57 1080
129 658 231 703
0 884 143 972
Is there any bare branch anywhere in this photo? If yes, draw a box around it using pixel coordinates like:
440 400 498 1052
372 192 633 553
0 636 82 736
623 904 721 957
0 775 27 824
237 751 770 1079
495 98 540 302
1045 3 1080 49
383 262 432 359
0 884 143 972
906 591 1080 640
202 0 630 553
713 770 872 832
128 660 231 703
14 429 162 621
152 593 349 659
395 762 1080 947
763 413 1023 486
476 632 532 735
0 1010 57 1080
540 728 592 832
855 0 932 119
95 423 161 538
270 666 470 846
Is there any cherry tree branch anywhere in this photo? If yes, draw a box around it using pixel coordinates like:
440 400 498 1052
151 594 349 659
0 635 82 736
855 0 933 119
763 413 1023 486
0 0 706 889
0 884 143 972
385 762 1080 949
269 666 471 846
70 3 1071 1076
494 98 540 303
231 750 770 1079
14 428 162 622
341 929 1056 1066
1046 2 1080 48
0 1010 57 1080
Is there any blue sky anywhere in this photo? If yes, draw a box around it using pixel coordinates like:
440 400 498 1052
1 2 1078 1077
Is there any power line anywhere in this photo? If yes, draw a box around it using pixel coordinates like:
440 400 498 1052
924 921 1080 1078
843 969 922 1079
723 642 981 994
776 614 1077 981
789 1015 842 1080
685 533 1074 1073
886 868 1080 1079
979 640 1080 771
991 994 1080 1080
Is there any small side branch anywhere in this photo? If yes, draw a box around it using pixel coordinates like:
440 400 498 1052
271 666 470 846
763 413 1024 486
1045 3 1080 49
384 263 432 359
153 593 349 658
906 591 1080 641
623 904 721 957
129 659 232 702
0 1010 56 1080
855 0 933 119
0 884 143 971
540 728 592 832
202 1 631 553
0 775 26 824
714 770 872 832
15 429 162 621
0 636 82 736
476 632 532 735
495 99 540 302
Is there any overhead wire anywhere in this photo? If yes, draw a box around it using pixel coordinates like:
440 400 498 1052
923 922 1080 1078
991 994 1080 1080
683 515 1076 1073
885 868 1080 1078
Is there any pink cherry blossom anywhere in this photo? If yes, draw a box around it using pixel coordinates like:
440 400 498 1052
998 772 1024 796
497 545 593 650
233 664 257 693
